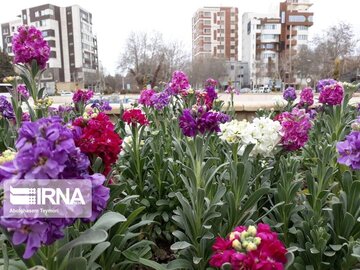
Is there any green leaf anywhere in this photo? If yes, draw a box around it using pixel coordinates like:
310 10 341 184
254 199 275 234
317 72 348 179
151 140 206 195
170 241 192 251
166 259 194 270
56 229 108 256
138 258 167 270
87 241 110 270
37 87 45 99
66 257 87 270
92 212 126 231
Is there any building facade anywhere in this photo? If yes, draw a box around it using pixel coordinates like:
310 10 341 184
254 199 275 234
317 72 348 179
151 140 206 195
1 4 98 93
279 0 313 87
192 7 238 61
242 13 281 88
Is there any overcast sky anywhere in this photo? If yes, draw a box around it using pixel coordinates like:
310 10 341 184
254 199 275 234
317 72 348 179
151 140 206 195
1 0 360 75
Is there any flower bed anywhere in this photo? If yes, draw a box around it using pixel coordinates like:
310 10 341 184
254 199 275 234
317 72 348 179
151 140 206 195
1 26 360 270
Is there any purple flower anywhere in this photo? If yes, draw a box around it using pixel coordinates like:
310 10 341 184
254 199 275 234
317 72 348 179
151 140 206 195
205 78 217 89
337 131 360 170
12 25 50 69
319 82 344 106
17 84 30 99
22 112 31 122
10 219 48 259
0 96 15 120
0 116 110 258
179 107 230 137
72 89 94 103
316 78 337 92
138 89 156 106
168 70 190 95
283 87 297 102
299 87 314 107
151 91 171 110
90 100 112 112
179 109 197 137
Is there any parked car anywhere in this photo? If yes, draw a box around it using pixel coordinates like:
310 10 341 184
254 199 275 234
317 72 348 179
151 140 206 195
240 88 251 93
60 90 73 96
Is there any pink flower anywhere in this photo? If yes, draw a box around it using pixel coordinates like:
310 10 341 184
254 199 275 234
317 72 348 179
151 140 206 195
299 87 314 107
209 250 235 268
212 237 233 251
139 89 156 106
319 82 344 106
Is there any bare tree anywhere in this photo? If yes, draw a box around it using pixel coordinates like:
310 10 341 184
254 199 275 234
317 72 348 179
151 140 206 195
190 56 227 88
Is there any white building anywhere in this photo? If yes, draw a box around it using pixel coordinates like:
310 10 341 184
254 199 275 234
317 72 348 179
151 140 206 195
1 4 98 93
242 13 281 88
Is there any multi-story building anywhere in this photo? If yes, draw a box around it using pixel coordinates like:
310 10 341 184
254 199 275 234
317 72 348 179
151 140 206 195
279 0 313 87
242 13 281 88
1 4 98 93
192 7 238 61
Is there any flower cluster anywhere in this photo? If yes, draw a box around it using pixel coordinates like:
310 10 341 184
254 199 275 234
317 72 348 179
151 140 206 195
298 87 314 108
210 223 287 270
48 105 73 118
179 106 230 137
225 85 240 95
319 81 344 106
316 78 337 92
0 96 15 120
138 89 156 106
17 84 30 99
73 112 122 176
167 70 190 95
0 117 109 258
283 87 297 102
337 120 360 170
12 25 50 69
90 99 112 112
72 89 94 103
122 108 149 126
151 91 171 110
34 97 53 109
276 108 312 151
219 117 282 157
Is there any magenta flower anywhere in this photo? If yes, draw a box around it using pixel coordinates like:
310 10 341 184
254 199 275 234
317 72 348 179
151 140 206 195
319 82 344 106
209 223 287 270
299 87 314 107
138 89 156 106
276 108 312 151
316 78 337 92
168 70 190 95
150 91 171 110
17 84 30 99
12 25 50 69
72 89 94 103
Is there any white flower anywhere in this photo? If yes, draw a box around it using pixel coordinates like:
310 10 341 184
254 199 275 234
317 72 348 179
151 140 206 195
219 117 281 157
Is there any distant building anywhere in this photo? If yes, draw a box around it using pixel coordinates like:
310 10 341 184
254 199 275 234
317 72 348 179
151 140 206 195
1 4 98 93
192 7 238 61
242 13 281 89
279 0 313 87
225 61 249 89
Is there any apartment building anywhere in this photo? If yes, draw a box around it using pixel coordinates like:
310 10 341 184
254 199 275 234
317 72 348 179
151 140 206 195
242 13 281 88
279 0 313 87
192 7 238 61
1 4 98 93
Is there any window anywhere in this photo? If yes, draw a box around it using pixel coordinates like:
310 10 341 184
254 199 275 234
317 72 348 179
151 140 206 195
11 26 15 32
231 65 234 70
204 20 211 25
262 34 276 39
6 37 11 43
257 25 261 29
204 12 211 17
308 16 313 22
263 53 275 59
204 37 211 42
204 44 211 51
35 11 39 17
42 31 47 37
298 25 308 30
23 14 27 20
263 24 276 30
3 28 8 34
289 15 306 22
298 35 308 40
203 28 211 34
265 43 274 49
